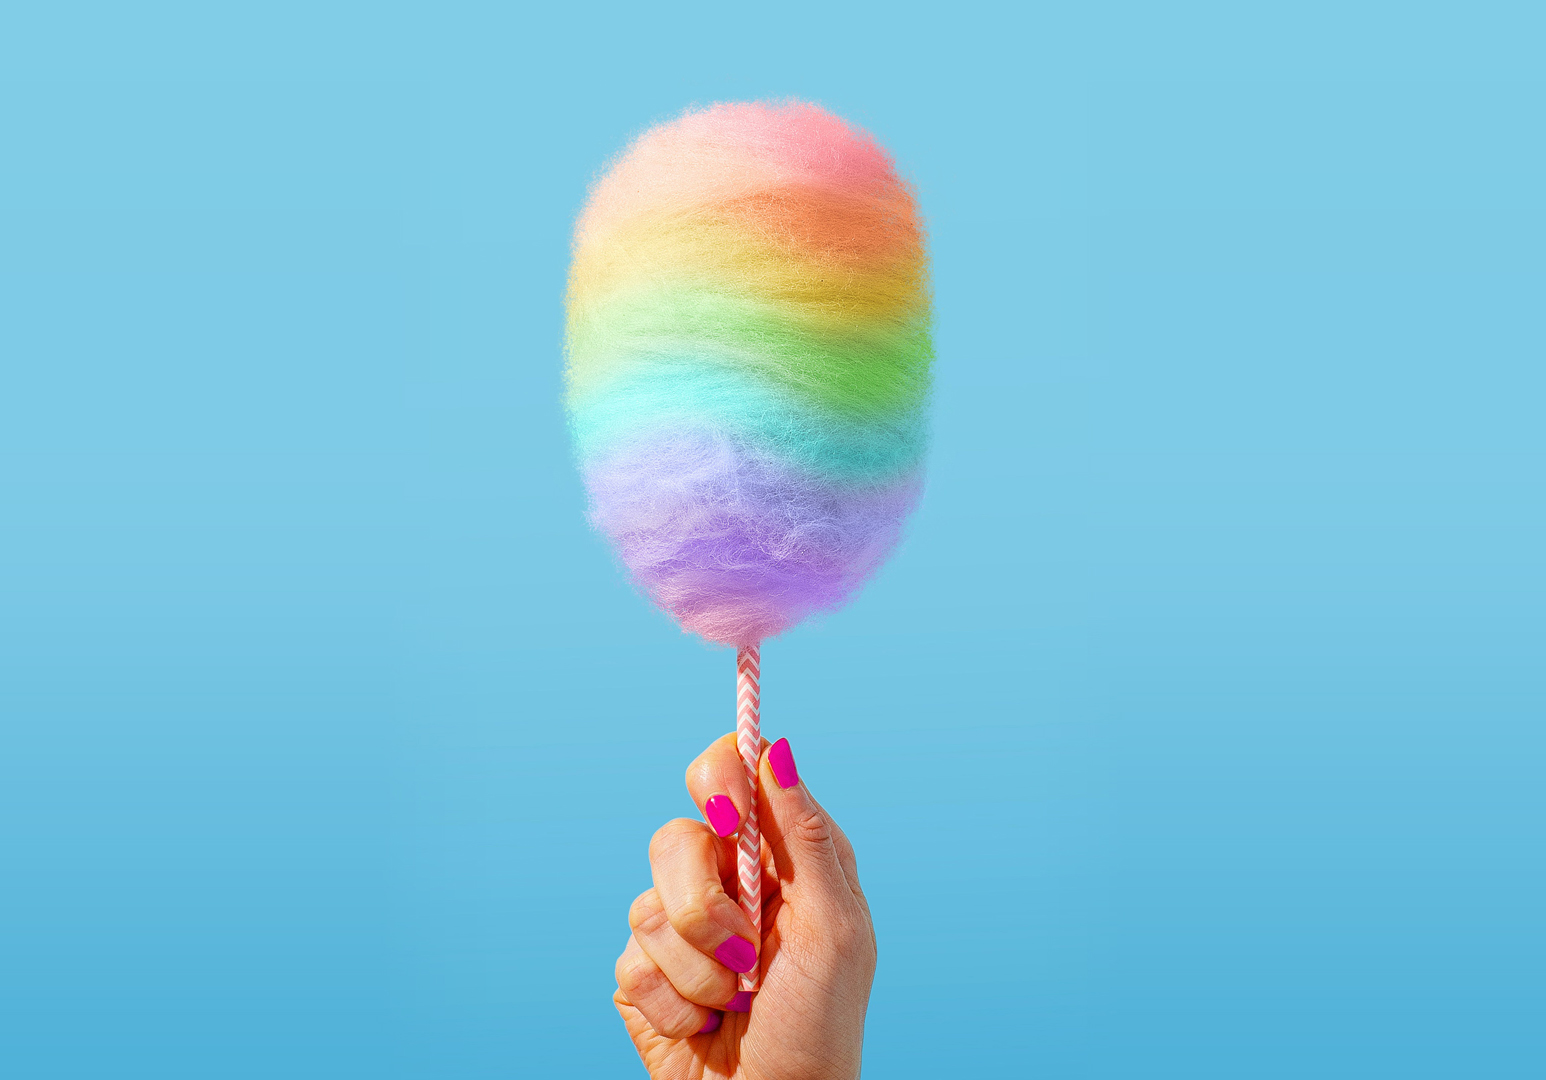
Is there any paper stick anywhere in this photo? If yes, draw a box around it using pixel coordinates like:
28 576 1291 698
735 643 762 993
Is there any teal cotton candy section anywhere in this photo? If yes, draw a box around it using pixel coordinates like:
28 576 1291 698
568 358 926 485
566 282 933 424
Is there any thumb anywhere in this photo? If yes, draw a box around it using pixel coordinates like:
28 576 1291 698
756 737 850 903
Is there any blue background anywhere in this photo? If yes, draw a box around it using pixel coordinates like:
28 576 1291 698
2 3 1542 1076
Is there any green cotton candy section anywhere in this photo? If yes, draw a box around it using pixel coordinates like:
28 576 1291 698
568 357 927 484
565 280 932 423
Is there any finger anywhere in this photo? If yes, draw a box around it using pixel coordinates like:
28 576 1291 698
649 818 760 974
685 732 758 839
756 737 854 906
628 888 738 1008
614 935 720 1040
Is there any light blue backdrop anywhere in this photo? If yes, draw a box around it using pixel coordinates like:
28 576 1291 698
2 3 1541 1076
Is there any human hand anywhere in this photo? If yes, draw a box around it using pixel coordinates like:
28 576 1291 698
614 734 877 1079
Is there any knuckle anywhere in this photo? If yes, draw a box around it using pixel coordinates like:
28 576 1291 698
648 818 700 863
654 1008 700 1040
849 914 878 969
627 890 666 934
615 948 652 996
789 807 835 848
667 891 713 938
680 967 734 1006
806 897 874 958
853 920 879 966
834 831 859 871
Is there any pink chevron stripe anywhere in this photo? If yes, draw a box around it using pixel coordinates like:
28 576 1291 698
735 642 762 993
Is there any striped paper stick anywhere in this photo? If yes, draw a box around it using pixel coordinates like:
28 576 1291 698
735 643 762 993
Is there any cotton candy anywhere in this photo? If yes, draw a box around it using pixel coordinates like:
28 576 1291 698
564 100 932 645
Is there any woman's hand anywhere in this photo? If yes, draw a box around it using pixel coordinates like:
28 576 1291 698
614 734 877 1080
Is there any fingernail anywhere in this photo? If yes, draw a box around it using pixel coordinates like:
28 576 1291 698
714 935 758 974
769 737 799 789
697 1011 722 1034
704 794 739 838
724 990 753 1013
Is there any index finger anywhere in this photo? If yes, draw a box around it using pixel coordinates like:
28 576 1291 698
684 732 763 839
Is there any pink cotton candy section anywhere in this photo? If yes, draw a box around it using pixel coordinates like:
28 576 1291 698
575 100 898 251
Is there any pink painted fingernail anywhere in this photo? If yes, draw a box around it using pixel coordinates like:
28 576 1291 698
724 990 753 1013
714 935 757 974
704 794 739 838
698 1011 722 1034
769 737 798 789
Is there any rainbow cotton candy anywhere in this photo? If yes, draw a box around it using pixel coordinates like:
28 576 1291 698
565 101 932 645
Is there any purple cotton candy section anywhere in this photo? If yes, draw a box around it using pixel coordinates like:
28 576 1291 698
583 429 920 646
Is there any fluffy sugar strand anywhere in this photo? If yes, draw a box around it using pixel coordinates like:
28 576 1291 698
565 100 932 645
